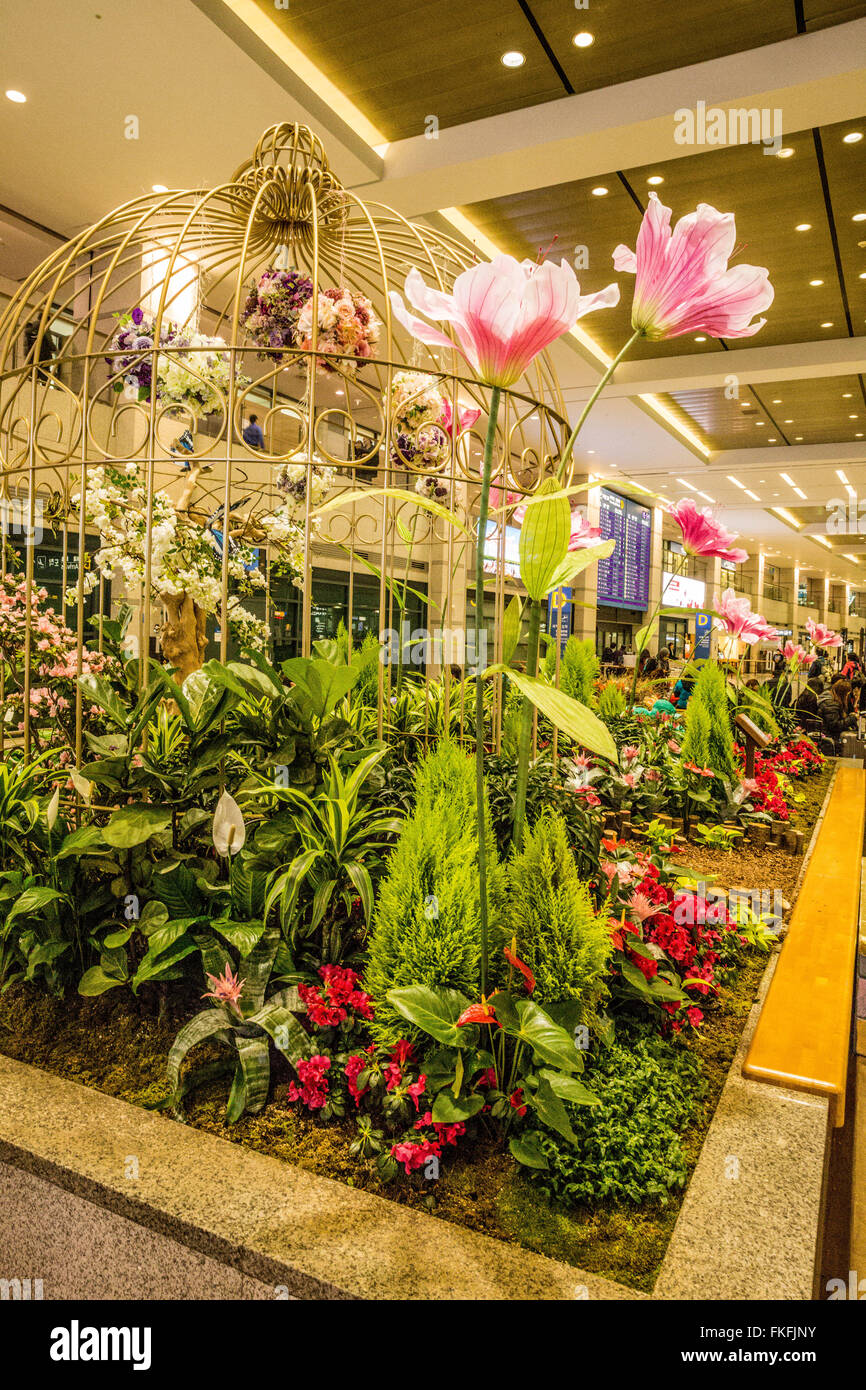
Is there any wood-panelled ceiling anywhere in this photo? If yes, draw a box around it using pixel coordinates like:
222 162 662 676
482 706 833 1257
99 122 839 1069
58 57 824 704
252 0 866 142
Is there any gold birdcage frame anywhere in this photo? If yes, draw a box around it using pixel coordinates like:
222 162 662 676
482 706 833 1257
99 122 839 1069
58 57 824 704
0 123 573 766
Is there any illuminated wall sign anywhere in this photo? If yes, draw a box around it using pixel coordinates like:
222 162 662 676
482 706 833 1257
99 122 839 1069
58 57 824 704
662 570 706 609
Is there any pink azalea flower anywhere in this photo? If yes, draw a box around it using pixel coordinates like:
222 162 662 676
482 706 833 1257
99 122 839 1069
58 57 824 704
389 254 619 389
669 499 748 564
568 511 602 550
805 617 842 650
202 964 244 1016
714 588 779 645
612 192 774 341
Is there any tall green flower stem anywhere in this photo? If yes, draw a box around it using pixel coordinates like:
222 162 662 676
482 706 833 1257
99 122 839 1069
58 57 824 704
475 385 501 998
512 597 543 850
555 329 641 485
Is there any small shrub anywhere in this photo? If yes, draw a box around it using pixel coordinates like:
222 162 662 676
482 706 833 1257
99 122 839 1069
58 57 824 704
682 662 736 779
544 636 599 706
533 1035 703 1206
598 680 626 721
365 741 505 1048
505 810 611 1019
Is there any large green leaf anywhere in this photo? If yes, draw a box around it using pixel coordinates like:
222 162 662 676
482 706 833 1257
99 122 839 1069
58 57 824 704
212 919 265 958
488 665 617 763
518 478 570 600
431 1091 485 1122
103 805 172 848
78 966 126 997
547 539 616 592
501 595 523 666
491 994 584 1074
509 1131 550 1169
539 1068 599 1107
528 1074 576 1143
386 984 473 1049
131 936 198 992
58 825 105 865
77 673 129 729
280 658 359 720
6 886 65 926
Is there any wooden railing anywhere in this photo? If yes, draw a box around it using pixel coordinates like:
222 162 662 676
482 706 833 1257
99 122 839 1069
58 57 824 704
743 764 865 1126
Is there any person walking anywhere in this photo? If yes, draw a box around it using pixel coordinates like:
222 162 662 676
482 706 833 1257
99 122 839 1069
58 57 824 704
242 413 265 449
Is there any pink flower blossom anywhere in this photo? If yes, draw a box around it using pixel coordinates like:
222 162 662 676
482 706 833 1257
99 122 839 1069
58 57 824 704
612 192 774 341
389 255 619 389
628 891 663 923
439 396 481 437
714 588 779 645
568 511 602 551
805 617 842 650
202 964 244 1015
783 641 814 668
669 499 748 564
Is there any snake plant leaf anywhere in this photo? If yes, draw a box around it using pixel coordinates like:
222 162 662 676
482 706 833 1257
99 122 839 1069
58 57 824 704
212 791 246 856
518 478 570 600
486 664 617 764
238 926 281 1017
229 1034 271 1119
166 1008 233 1097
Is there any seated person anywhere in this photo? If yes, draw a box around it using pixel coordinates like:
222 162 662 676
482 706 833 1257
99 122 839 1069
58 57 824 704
818 676 858 748
796 672 823 719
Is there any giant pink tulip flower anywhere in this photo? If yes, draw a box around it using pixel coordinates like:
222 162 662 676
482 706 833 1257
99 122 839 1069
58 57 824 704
612 193 774 341
568 511 603 550
389 255 619 389
805 617 842 650
439 396 481 436
783 641 815 668
670 498 749 564
714 588 779 645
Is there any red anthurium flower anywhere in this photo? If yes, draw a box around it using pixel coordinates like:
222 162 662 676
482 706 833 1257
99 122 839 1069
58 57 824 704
504 938 536 993
457 999 499 1028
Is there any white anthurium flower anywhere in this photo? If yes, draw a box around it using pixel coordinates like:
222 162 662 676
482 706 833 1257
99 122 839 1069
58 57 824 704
212 791 246 856
45 785 60 830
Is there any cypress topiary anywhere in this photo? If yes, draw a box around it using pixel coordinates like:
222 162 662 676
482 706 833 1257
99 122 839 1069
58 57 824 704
544 635 599 706
682 661 736 778
504 809 611 1021
365 740 506 1048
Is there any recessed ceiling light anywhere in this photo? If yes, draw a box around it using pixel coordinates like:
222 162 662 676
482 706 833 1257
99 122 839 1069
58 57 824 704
501 50 525 67
152 184 168 193
853 212 866 222
860 272 866 280
776 147 795 158
784 419 793 423
772 398 782 404
591 186 609 197
572 31 594 47
767 438 777 443
694 335 706 342
647 175 664 186
697 491 716 503
5 90 26 103
850 413 859 419
795 436 803 441
821 321 834 328
744 488 761 501
843 392 853 398
772 506 803 528
857 433 864 439
837 470 850 484
809 279 824 286
844 132 864 144
755 420 765 426
793 486 807 499
335 389 345 396
587 450 595 455
795 223 811 231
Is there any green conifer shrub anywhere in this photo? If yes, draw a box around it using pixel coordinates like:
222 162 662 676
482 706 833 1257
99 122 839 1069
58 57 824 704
504 809 611 1020
682 661 736 777
365 740 506 1047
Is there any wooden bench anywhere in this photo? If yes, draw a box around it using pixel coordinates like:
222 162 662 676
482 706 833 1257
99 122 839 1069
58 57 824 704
743 764 865 1126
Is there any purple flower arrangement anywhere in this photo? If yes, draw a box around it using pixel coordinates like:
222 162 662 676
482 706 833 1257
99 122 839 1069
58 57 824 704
240 267 314 361
106 306 181 401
